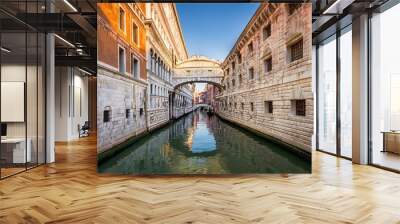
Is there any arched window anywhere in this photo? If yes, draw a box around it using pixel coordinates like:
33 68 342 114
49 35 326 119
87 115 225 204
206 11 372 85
153 53 157 74
149 49 153 70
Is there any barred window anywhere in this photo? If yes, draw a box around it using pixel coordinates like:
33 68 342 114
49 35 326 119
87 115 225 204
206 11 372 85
250 102 254 112
263 24 271 40
248 42 253 54
264 57 272 73
265 101 273 114
295 100 306 116
290 39 303 62
249 67 254 79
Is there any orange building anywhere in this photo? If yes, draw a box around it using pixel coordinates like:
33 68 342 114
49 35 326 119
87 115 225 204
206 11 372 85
97 3 146 79
97 3 149 153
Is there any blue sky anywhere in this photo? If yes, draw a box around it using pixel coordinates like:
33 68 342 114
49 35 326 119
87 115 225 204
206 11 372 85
176 3 259 91
176 3 259 61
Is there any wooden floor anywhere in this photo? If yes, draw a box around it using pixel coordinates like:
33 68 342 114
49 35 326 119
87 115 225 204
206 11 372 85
1 135 400 224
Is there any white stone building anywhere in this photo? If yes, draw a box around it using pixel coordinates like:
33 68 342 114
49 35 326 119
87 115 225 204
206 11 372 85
216 3 313 155
145 3 193 128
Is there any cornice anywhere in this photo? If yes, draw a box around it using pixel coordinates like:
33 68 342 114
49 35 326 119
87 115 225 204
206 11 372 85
172 3 189 59
222 3 276 67
145 19 173 65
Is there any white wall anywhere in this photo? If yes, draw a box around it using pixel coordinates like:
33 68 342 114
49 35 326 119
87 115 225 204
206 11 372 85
55 67 89 141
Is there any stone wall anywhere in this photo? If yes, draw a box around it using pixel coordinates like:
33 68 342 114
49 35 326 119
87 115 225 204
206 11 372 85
97 67 147 153
217 3 313 153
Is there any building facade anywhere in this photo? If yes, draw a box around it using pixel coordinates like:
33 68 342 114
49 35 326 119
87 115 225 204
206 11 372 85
145 3 193 128
97 3 195 154
97 3 148 153
216 3 313 154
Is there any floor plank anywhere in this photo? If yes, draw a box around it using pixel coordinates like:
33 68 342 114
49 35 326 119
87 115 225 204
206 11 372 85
1 135 399 223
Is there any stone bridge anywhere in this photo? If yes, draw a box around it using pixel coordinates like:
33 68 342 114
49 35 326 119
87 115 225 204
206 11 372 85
172 56 224 89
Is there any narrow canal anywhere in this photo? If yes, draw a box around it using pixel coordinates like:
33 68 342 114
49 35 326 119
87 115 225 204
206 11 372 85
98 109 311 174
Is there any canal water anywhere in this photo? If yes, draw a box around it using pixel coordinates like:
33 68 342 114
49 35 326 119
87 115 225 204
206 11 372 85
98 110 311 174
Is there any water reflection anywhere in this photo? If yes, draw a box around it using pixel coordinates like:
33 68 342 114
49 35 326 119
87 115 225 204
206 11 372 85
99 110 311 174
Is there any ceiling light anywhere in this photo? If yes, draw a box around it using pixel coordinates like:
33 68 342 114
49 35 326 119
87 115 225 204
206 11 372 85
63 0 78 12
322 0 355 15
1 47 11 53
54 34 75 48
78 68 93 76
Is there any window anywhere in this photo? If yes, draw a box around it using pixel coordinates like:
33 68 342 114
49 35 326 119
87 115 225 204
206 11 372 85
118 46 126 73
104 108 111 122
340 27 352 158
239 74 242 84
371 6 400 171
126 109 130 119
132 55 139 79
234 102 237 109
318 35 337 154
119 7 125 31
249 67 254 79
232 61 235 70
241 103 244 110
132 22 139 45
248 42 253 55
250 102 254 112
288 4 301 15
238 53 242 64
289 39 303 62
264 57 272 73
263 24 271 40
232 79 235 87
265 101 273 114
293 100 306 116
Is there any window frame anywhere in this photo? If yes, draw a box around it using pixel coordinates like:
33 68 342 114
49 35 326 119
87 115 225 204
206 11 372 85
294 99 306 116
263 24 272 40
265 101 273 114
132 21 139 46
119 7 126 32
264 57 272 73
118 45 126 74
289 39 303 62
131 54 140 79
249 67 254 79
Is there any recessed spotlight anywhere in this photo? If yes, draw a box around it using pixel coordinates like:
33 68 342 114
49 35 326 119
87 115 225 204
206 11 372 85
1 47 11 53
54 34 75 48
63 0 78 12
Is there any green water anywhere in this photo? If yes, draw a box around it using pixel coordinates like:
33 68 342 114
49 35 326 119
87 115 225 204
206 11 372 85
98 110 311 174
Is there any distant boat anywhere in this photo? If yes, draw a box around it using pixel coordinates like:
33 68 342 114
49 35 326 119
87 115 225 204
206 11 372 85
207 108 214 116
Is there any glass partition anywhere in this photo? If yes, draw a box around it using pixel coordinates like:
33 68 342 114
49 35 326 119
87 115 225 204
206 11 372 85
0 1 46 179
1 31 28 177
